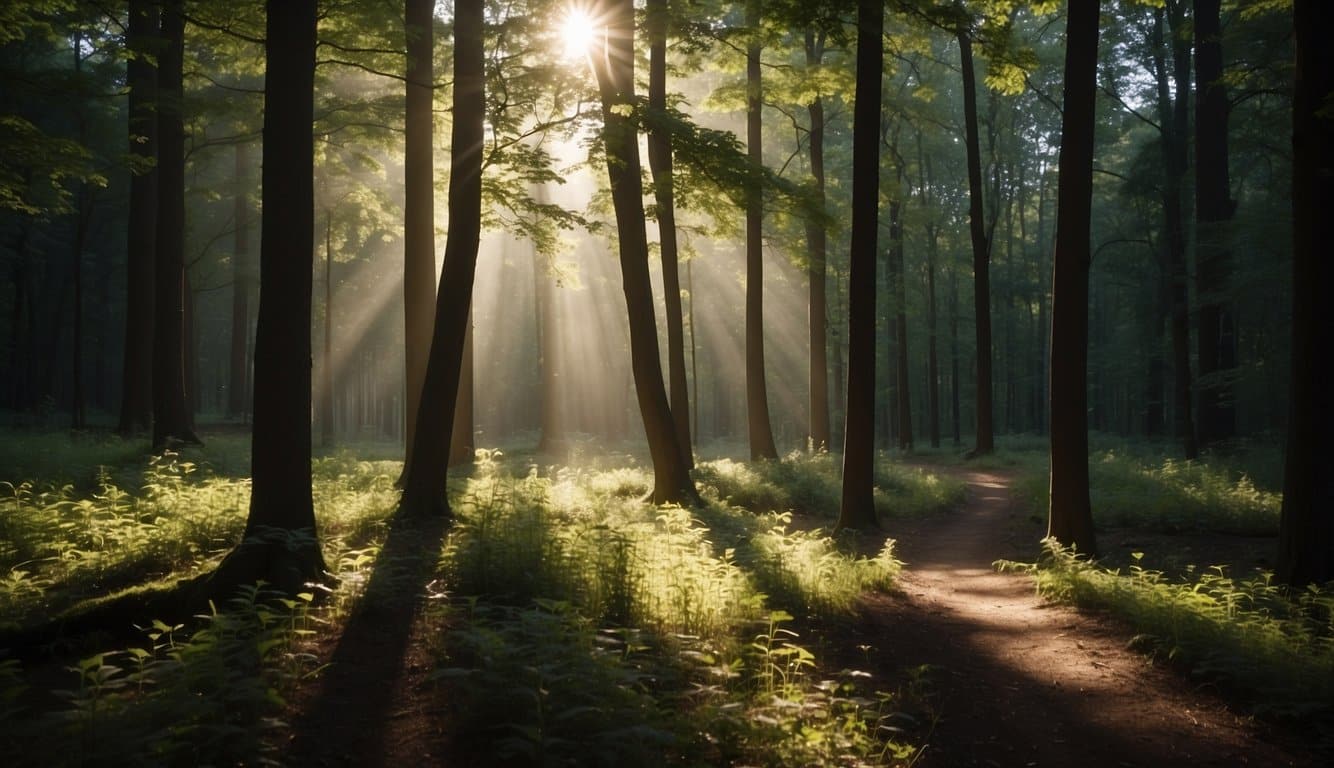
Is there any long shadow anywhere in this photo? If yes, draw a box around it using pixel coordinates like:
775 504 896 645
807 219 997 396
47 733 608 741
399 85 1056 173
283 506 452 767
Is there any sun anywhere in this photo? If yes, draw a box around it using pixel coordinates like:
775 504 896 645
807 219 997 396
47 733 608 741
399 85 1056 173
559 6 598 61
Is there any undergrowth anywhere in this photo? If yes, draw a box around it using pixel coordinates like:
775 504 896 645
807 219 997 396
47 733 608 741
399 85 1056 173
999 540 1334 723
1 438 945 766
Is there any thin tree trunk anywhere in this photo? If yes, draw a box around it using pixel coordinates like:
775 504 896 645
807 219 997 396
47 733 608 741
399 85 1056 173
321 215 334 448
746 0 778 460
403 0 436 468
400 0 492 516
890 171 912 451
118 0 156 435
228 142 252 419
837 0 882 531
1047 0 1100 557
647 0 693 468
805 30 831 452
959 27 994 455
584 0 696 503
152 0 199 451
920 139 941 449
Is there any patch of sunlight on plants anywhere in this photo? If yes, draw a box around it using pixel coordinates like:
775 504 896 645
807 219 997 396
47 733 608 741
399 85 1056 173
999 539 1334 720
431 454 919 765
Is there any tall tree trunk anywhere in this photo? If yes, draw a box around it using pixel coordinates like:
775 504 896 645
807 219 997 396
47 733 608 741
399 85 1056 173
321 215 335 448
1277 0 1334 587
152 0 199 451
919 138 940 448
210 0 326 596
647 0 692 468
403 0 436 468
1156 2 1198 458
118 0 156 435
949 265 961 446
449 316 473 466
837 0 882 531
228 142 252 419
890 166 912 451
400 0 489 516
805 30 831 451
959 27 994 455
745 0 778 460
585 0 697 503
1193 0 1236 449
1047 0 1099 557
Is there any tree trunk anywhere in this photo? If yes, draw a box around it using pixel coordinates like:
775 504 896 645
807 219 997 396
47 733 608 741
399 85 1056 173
959 28 994 455
1047 0 1099 557
449 315 474 466
586 0 697 504
1193 0 1236 449
646 0 693 468
1277 0 1334 588
1156 2 1198 458
890 177 912 451
805 30 831 452
919 138 941 449
400 0 487 516
209 0 327 597
321 215 335 448
949 264 961 446
152 0 199 451
403 0 436 468
745 0 778 460
837 0 882 531
228 142 252 420
118 0 156 436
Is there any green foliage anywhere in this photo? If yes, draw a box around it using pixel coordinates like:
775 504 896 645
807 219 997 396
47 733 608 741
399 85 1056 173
1002 539 1334 721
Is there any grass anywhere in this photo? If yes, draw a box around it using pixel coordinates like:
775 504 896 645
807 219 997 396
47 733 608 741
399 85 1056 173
0 433 950 766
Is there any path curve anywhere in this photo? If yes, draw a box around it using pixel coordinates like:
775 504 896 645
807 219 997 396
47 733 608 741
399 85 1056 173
847 465 1313 767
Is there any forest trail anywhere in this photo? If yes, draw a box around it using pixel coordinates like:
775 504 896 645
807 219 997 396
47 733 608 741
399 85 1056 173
846 465 1312 767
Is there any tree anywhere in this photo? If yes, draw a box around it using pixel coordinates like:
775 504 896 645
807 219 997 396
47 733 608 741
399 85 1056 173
804 26 832 452
210 0 327 594
1193 0 1236 450
589 0 697 504
646 0 693 469
745 0 779 461
152 0 200 451
1046 0 1099 557
958 20 993 456
402 0 436 471
117 0 156 435
398 0 485 518
837 0 882 531
227 142 252 420
1276 0 1333 588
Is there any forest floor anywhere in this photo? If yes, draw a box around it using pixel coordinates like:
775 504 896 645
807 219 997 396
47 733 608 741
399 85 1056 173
274 463 1319 767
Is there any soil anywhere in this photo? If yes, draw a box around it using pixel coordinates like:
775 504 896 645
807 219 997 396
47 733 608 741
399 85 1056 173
837 465 1318 768
274 465 1321 767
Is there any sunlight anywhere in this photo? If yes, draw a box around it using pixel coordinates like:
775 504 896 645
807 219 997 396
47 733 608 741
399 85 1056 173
558 6 598 61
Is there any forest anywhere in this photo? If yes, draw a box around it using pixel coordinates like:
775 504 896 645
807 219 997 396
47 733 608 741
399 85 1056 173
0 0 1330 765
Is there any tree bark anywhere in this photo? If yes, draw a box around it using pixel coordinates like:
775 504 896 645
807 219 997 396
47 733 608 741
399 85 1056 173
1277 0 1334 587
399 0 486 516
587 0 697 504
209 0 327 596
959 28 994 455
1047 0 1099 557
805 30 831 452
1155 2 1198 458
403 0 436 469
321 215 335 448
228 142 252 420
647 0 693 468
745 0 778 460
1193 0 1236 449
889 171 912 451
837 0 882 531
152 0 199 451
118 0 157 436
919 138 941 449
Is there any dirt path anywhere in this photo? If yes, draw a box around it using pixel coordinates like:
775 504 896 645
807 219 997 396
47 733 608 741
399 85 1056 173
843 466 1313 767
